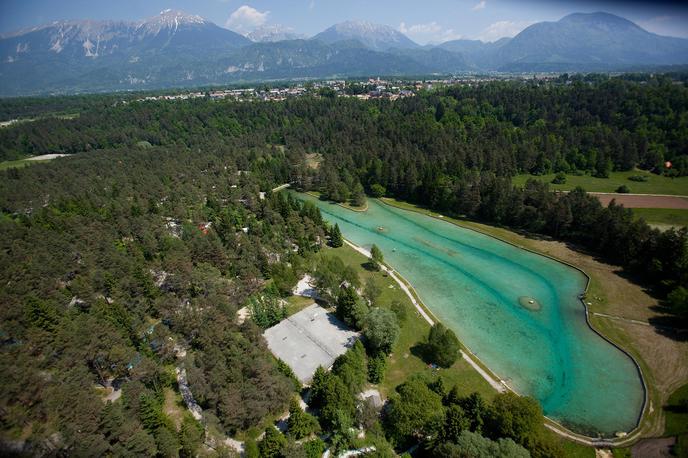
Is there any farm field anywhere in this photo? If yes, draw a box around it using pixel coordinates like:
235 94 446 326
513 170 688 196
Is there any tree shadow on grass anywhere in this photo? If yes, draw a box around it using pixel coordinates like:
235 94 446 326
361 261 379 272
410 342 431 365
647 304 688 342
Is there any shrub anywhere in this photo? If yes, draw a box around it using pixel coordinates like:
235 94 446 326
551 172 567 184
616 185 631 193
628 175 649 182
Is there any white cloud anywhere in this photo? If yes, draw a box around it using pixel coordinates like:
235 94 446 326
471 1 486 11
476 20 533 42
225 5 270 34
398 21 462 45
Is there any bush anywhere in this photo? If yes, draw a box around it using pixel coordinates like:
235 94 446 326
628 175 649 182
426 323 461 367
551 172 567 184
616 185 631 193
435 430 530 458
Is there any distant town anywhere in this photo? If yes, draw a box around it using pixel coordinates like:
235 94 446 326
131 74 562 104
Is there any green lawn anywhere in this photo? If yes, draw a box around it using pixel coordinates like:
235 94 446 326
631 208 688 228
513 170 688 196
284 294 314 316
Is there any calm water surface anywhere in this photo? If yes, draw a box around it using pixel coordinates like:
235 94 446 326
299 194 644 436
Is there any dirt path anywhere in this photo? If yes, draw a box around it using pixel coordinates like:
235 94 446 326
590 192 688 209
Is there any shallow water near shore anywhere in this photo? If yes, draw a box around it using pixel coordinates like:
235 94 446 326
298 194 644 436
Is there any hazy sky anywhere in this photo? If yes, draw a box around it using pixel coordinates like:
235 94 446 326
1 0 687 43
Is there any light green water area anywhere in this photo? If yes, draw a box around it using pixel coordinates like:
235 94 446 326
299 194 645 436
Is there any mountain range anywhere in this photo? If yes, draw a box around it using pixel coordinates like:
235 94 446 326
1 9 687 96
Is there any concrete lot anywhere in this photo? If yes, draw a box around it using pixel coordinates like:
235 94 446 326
264 304 359 383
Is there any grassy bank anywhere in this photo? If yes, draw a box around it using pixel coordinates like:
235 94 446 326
513 170 688 195
378 196 688 445
632 208 688 228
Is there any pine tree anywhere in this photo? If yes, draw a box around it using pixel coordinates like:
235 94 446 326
330 223 343 248
258 426 286 458
287 397 319 439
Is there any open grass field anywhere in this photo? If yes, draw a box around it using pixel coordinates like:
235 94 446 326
632 208 688 228
513 170 688 196
379 197 688 446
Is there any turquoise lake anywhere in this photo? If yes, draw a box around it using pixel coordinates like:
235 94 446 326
298 194 645 436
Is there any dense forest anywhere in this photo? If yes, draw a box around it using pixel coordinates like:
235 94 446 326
2 76 687 310
1 76 687 456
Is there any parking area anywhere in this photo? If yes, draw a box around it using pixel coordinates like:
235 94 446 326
263 304 359 384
